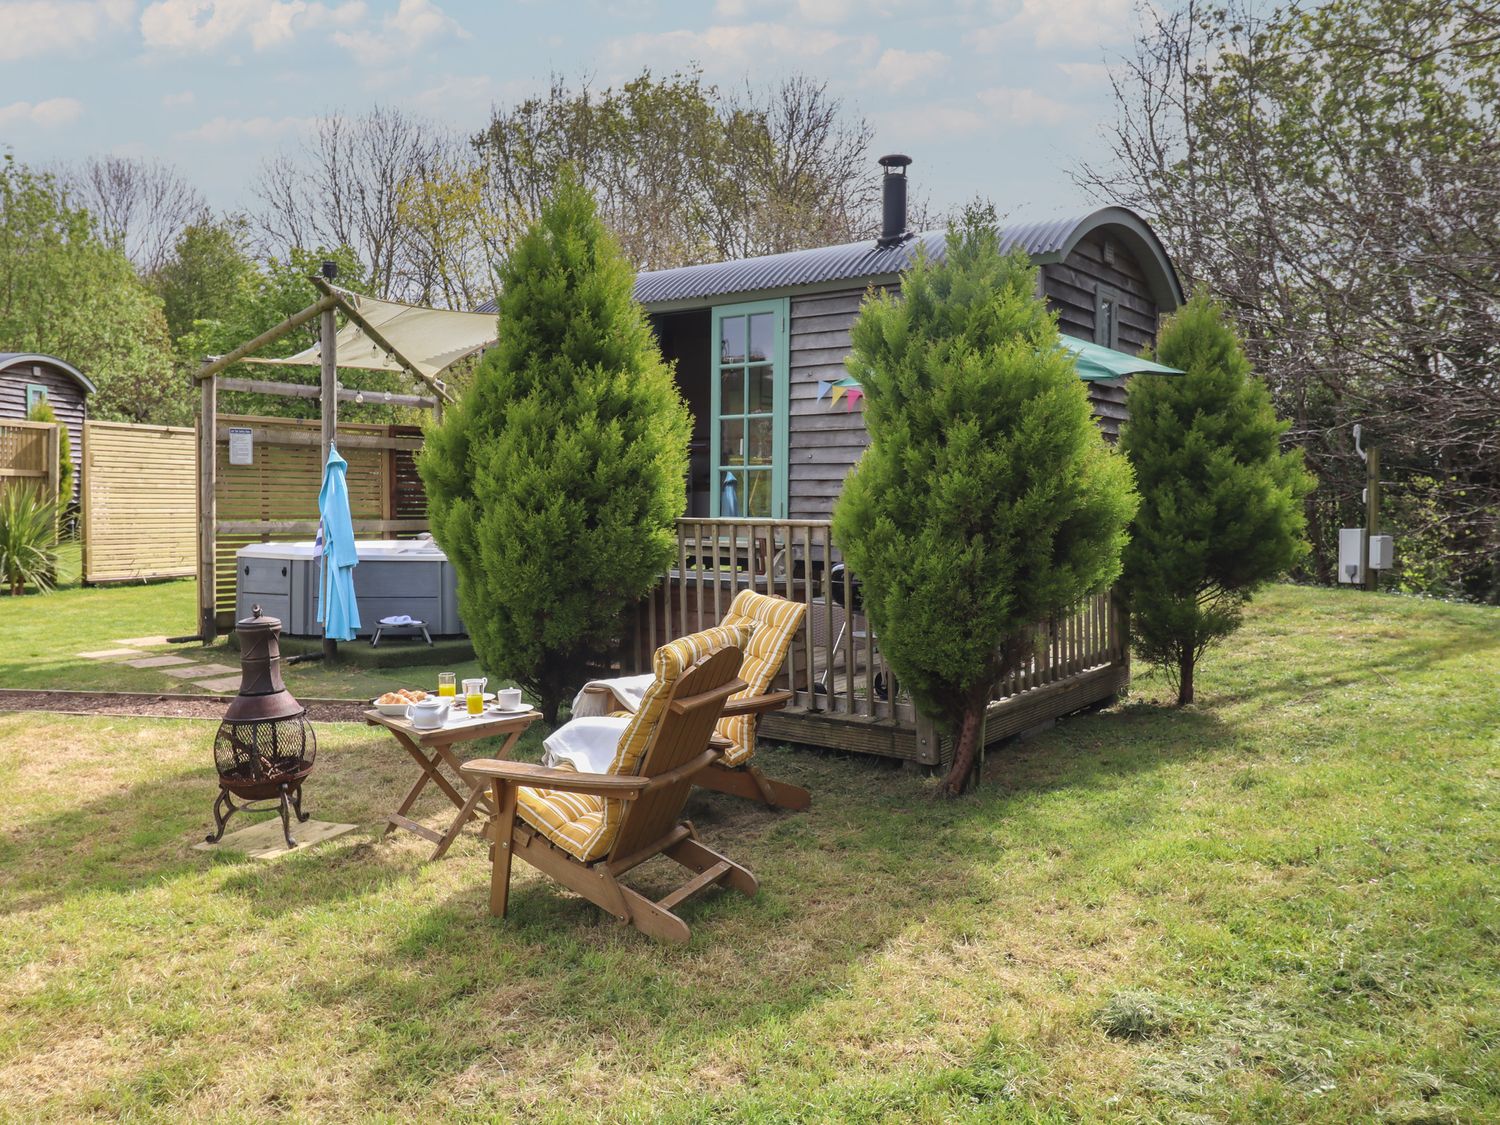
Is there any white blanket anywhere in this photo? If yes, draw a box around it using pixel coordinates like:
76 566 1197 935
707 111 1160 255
568 673 657 718
542 716 632 775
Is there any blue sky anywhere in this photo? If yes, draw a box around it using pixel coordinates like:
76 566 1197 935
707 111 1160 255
1 0 1139 227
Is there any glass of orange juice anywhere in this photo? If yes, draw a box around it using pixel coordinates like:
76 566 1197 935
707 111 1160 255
463 677 487 716
438 672 455 698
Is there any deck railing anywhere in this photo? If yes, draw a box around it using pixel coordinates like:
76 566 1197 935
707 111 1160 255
626 519 1127 744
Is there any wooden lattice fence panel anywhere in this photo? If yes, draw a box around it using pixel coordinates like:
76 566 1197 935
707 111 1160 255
81 421 195 583
0 419 59 502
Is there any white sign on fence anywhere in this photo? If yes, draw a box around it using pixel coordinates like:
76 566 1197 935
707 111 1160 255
228 426 254 466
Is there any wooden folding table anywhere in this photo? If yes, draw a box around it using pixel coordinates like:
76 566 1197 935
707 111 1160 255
366 706 541 860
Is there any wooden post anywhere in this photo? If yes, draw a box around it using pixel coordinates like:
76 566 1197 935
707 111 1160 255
197 375 218 643
320 305 338 661
1363 444 1380 592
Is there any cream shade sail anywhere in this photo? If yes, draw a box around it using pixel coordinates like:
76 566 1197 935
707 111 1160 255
242 287 498 380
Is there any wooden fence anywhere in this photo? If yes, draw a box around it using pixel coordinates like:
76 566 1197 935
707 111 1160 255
625 518 1129 765
208 414 427 627
0 419 60 503
80 421 196 584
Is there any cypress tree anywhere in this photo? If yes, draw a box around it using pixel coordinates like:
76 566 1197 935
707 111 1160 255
419 171 691 720
833 208 1138 795
1121 293 1314 705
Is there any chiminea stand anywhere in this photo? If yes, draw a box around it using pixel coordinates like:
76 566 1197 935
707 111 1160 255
207 605 318 848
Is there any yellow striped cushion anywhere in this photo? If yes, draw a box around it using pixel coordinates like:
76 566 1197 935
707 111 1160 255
716 591 807 767
516 623 753 862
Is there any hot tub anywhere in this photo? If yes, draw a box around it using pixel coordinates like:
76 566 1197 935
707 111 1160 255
235 539 465 638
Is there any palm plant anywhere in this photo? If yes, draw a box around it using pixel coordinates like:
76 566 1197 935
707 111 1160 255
0 484 58 596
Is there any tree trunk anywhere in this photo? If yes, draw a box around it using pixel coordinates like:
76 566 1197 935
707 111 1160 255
939 694 987 797
1177 644 1195 706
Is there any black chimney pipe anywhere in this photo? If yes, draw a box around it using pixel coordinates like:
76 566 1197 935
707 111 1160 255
877 154 912 248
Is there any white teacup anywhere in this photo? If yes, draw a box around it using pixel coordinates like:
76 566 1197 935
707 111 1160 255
496 687 524 710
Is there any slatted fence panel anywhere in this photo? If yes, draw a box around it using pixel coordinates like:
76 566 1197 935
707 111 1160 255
82 421 195 583
0 419 58 501
212 415 401 620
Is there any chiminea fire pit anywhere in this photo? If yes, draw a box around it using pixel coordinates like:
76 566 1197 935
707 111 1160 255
207 605 317 848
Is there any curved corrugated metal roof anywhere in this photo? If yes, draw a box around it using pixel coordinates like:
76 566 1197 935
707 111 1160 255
472 206 1183 313
0 352 97 395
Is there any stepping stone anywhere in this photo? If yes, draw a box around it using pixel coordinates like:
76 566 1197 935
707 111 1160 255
160 662 239 679
114 636 173 647
192 817 359 860
78 648 144 660
126 654 196 669
195 675 245 692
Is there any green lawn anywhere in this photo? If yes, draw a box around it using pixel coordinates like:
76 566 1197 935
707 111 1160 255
0 564 484 701
0 585 1496 1121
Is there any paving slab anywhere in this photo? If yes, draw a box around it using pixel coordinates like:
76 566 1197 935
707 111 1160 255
78 648 146 660
192 817 359 860
113 636 174 647
194 675 245 692
159 662 239 679
126 654 196 669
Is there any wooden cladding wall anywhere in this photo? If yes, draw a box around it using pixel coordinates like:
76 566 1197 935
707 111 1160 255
1042 230 1161 355
787 288 875 521
210 415 427 621
82 421 195 583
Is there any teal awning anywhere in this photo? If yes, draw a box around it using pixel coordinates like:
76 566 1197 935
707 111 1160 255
1059 336 1183 380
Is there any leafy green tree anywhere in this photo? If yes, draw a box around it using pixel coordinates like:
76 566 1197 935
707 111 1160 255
25 398 73 508
153 216 257 346
833 210 1139 796
419 171 691 721
1121 294 1314 705
175 245 412 422
0 154 182 426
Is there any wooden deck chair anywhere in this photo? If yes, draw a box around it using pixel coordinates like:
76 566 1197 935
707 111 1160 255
462 624 758 944
572 590 809 811
699 590 809 811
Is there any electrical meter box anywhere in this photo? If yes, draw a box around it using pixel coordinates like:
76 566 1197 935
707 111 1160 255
1338 528 1365 584
1368 534 1394 570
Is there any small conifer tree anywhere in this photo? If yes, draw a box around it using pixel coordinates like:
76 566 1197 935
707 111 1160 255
26 398 73 509
419 171 691 721
833 209 1138 795
1121 293 1314 705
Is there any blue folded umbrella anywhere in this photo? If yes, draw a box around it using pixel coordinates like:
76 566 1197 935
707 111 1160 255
316 443 361 642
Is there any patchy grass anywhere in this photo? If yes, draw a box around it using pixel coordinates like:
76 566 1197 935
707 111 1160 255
0 574 483 701
0 584 1496 1121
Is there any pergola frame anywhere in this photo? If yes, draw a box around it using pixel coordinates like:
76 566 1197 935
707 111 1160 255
193 277 461 645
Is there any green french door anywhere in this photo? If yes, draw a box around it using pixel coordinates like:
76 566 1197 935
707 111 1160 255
711 298 789 519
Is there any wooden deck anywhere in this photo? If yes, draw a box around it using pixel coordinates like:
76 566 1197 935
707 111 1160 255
625 519 1130 766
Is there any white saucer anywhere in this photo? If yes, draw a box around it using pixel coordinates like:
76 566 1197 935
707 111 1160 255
489 703 533 714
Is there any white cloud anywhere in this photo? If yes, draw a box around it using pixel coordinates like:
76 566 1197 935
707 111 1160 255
878 85 1073 139
408 72 494 116
879 103 987 140
793 0 857 23
976 86 1073 125
175 113 313 141
609 22 879 73
162 89 196 107
333 0 467 64
0 98 85 128
977 0 1131 51
872 48 948 91
1056 60 1110 84
0 0 133 61
140 0 364 53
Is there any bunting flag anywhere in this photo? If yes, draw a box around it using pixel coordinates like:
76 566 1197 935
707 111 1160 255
822 375 863 411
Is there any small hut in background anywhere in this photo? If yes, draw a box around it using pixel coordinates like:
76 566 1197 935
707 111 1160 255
0 353 94 503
